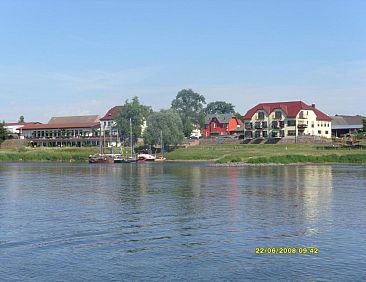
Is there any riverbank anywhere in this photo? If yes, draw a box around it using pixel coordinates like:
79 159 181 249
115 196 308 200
1 143 366 164
0 147 99 162
166 143 366 164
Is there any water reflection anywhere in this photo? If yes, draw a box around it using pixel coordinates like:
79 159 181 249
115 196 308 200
0 162 365 281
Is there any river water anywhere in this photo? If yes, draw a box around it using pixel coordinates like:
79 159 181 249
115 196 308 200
0 162 365 281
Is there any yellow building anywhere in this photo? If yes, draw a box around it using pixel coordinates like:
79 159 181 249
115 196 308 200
243 101 332 140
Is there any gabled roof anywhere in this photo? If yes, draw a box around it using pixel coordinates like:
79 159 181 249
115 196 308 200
204 113 236 124
243 101 331 121
48 115 100 124
22 123 100 130
331 115 365 129
100 106 123 121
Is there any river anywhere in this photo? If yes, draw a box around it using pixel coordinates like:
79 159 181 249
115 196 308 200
0 162 365 281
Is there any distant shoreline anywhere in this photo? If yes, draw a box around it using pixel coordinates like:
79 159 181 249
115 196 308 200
1 143 366 164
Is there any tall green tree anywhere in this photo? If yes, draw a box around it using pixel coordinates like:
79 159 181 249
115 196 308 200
0 121 7 144
234 112 244 123
363 119 366 132
144 109 184 146
115 97 152 145
204 101 235 114
18 115 25 123
171 89 206 137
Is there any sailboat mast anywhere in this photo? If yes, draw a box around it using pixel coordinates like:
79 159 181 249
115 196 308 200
130 117 133 158
161 130 163 156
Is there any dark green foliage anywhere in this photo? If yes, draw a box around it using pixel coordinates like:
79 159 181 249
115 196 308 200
144 109 184 146
0 121 7 144
234 112 244 123
18 116 25 123
115 97 152 144
204 101 235 114
171 89 206 137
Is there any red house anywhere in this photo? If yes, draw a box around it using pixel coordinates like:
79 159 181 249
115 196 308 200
203 114 243 137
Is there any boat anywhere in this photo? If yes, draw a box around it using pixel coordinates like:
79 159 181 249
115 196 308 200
137 153 156 162
88 153 115 164
155 155 166 162
154 130 166 162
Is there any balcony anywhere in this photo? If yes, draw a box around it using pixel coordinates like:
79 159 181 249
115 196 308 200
297 123 308 129
254 122 262 129
245 123 253 130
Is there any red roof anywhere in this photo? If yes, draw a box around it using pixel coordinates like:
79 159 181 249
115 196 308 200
21 123 100 130
243 101 331 121
100 106 123 121
4 122 42 127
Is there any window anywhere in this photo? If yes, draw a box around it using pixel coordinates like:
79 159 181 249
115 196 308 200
311 122 314 128
255 131 261 138
272 121 278 128
255 122 261 129
318 130 321 134
275 111 282 119
262 121 268 128
279 121 285 128
224 123 229 128
287 120 296 126
263 131 268 137
325 131 329 134
213 123 217 128
288 130 296 136
258 112 265 119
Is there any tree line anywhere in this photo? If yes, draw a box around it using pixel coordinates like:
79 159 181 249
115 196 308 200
114 88 241 147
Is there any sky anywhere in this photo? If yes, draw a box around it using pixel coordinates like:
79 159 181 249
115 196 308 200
0 0 365 122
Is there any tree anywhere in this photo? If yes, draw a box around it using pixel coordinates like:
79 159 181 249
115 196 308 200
18 116 25 123
0 121 7 144
115 97 152 145
204 101 235 114
363 119 366 132
171 89 206 137
144 109 184 146
234 112 244 123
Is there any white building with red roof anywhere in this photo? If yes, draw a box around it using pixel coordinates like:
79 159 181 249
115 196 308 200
21 115 101 147
243 101 332 140
100 106 123 137
4 122 43 139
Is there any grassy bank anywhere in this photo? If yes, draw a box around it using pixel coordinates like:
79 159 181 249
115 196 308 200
0 147 100 162
167 144 366 164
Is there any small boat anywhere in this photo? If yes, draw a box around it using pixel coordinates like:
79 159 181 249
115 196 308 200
89 154 115 164
137 153 156 162
155 155 166 162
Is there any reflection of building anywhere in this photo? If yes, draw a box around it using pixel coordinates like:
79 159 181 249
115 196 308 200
203 114 243 137
243 101 331 140
22 115 101 147
331 115 365 137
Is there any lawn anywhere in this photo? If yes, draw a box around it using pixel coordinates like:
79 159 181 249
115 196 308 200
167 143 366 164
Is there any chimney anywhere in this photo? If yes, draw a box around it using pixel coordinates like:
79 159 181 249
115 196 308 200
311 103 316 108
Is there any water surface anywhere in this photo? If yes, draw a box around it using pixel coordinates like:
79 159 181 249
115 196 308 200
1 162 365 281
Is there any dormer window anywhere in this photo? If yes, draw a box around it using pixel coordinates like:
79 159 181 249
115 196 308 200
275 111 282 119
258 112 265 119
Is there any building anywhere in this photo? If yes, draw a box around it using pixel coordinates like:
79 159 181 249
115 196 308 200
243 101 332 140
100 106 123 137
203 114 244 137
22 115 101 147
4 122 42 139
331 115 365 137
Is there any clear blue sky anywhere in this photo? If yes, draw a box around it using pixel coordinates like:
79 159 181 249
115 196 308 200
0 0 365 122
